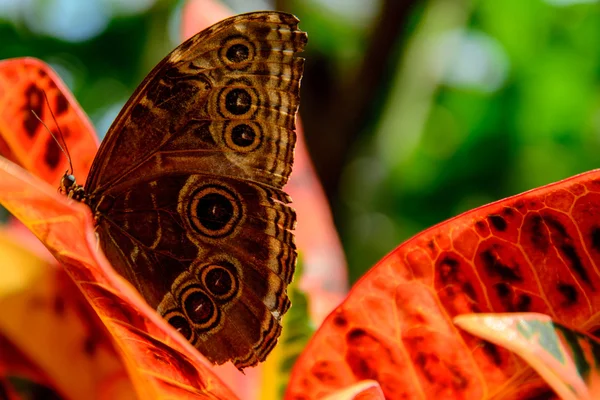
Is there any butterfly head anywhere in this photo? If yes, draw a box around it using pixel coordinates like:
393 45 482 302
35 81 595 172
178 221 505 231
59 172 86 202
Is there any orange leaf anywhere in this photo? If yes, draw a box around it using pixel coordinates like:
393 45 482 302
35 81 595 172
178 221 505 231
0 58 98 186
0 227 135 399
287 170 600 399
455 312 600 400
0 157 237 399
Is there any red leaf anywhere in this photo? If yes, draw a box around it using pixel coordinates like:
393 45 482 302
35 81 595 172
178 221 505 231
0 227 135 399
287 170 600 399
0 58 98 186
455 312 600 400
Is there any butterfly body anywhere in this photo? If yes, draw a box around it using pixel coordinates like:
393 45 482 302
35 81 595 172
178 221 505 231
59 11 306 369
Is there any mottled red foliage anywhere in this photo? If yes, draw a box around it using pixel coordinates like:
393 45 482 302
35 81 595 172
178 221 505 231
0 58 98 186
287 171 600 399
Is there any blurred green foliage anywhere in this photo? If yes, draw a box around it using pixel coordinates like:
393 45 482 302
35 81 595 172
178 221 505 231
339 0 600 282
1 0 600 285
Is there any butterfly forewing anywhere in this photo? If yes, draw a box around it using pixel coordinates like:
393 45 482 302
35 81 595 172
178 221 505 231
82 12 306 369
86 12 305 193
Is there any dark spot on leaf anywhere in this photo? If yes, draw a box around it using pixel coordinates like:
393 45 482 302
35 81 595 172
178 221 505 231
447 365 469 390
502 207 514 216
475 220 487 234
525 214 549 253
557 283 578 306
495 282 511 298
515 294 531 311
53 295 65 316
414 353 439 383
591 226 600 253
83 336 96 356
439 256 460 284
346 354 376 379
480 249 523 282
482 340 503 366
544 215 567 236
332 312 347 328
345 328 394 381
488 215 507 231
542 214 592 288
347 328 367 343
514 200 525 210
427 240 435 252
462 282 477 301
54 93 68 116
23 83 44 137
561 244 591 288
45 136 61 170
311 360 338 385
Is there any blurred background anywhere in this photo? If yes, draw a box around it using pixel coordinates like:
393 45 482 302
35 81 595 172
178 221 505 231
1 0 600 285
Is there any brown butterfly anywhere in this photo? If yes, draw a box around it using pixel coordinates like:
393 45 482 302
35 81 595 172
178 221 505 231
59 11 306 369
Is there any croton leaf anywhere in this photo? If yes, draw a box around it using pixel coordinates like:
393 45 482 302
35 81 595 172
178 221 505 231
0 57 98 187
286 170 600 399
0 227 135 399
455 312 600 400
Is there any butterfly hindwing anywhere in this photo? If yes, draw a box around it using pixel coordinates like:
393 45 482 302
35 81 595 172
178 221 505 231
97 173 295 367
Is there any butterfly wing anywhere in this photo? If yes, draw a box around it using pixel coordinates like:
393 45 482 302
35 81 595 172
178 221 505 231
86 11 305 192
85 12 306 368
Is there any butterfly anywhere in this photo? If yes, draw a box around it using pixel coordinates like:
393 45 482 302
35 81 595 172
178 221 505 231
51 11 306 369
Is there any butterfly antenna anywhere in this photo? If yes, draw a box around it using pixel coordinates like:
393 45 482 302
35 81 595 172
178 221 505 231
41 91 74 175
30 108 73 175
